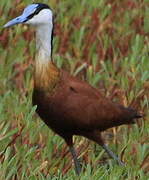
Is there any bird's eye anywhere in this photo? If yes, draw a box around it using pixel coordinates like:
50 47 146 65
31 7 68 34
27 13 35 20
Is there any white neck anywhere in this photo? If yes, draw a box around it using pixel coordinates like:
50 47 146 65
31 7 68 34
36 23 53 63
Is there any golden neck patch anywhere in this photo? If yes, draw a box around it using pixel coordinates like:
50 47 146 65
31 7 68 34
34 61 60 92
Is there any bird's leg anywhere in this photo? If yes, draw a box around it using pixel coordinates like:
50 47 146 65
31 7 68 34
64 135 81 175
83 131 125 166
101 144 125 166
69 146 82 175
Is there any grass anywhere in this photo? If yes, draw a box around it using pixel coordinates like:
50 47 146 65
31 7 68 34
0 0 149 179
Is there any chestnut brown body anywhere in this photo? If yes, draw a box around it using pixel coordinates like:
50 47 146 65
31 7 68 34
33 62 141 146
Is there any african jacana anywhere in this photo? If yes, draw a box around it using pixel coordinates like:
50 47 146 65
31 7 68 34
4 3 142 175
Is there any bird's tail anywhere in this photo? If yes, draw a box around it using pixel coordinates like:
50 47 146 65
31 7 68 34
122 106 142 124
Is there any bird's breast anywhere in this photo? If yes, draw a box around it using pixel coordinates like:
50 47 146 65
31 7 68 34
32 61 63 128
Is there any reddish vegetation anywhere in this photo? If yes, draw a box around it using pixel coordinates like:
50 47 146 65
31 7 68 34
0 30 9 48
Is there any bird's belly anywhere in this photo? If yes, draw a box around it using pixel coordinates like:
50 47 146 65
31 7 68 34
32 90 74 136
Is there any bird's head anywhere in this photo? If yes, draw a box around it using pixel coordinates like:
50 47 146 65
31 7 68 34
4 3 53 28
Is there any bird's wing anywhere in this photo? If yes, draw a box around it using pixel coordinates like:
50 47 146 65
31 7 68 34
50 71 123 131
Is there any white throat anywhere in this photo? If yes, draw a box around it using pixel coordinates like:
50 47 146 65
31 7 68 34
36 23 53 63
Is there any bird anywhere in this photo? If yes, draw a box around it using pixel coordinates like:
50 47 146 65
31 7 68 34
4 3 142 175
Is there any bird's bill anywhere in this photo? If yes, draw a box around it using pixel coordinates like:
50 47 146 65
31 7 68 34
4 15 27 28
4 4 39 28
